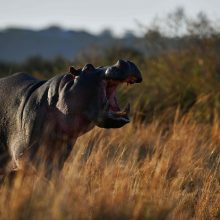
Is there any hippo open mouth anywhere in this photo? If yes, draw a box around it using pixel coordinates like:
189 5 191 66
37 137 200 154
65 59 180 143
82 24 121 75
97 60 142 128
102 80 130 125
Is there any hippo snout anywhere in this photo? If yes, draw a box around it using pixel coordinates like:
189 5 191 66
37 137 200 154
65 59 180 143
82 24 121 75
104 60 142 83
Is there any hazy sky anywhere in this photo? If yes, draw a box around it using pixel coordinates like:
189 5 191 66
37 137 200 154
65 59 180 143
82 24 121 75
0 0 220 35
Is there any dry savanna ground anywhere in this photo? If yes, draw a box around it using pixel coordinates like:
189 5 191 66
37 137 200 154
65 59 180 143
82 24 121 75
0 114 220 220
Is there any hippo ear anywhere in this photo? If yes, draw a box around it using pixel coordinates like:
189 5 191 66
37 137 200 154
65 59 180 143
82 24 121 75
69 66 81 76
82 64 95 72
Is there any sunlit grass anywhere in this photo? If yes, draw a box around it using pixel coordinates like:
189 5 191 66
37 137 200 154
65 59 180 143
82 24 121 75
0 116 220 220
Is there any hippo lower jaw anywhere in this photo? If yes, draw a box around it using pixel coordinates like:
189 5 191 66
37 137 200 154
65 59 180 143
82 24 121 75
96 112 130 128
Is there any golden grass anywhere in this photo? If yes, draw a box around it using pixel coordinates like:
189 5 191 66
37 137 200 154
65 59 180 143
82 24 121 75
1 118 220 220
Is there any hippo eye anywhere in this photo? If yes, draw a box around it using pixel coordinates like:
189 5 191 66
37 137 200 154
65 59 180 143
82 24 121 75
82 64 95 73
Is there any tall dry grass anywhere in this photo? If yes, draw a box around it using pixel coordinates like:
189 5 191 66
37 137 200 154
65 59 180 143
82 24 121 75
0 115 220 220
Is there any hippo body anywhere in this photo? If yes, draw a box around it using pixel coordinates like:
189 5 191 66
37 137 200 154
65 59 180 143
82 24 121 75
0 60 142 175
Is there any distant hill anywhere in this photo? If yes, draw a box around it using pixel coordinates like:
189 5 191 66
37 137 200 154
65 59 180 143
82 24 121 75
0 26 134 62
0 26 186 62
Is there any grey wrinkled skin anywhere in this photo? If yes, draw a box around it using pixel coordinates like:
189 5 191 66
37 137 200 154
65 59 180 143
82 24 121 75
0 60 142 176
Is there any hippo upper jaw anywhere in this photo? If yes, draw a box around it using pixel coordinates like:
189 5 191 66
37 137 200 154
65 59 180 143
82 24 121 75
104 59 142 83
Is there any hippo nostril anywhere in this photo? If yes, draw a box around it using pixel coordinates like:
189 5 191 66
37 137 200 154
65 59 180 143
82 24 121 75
116 59 127 68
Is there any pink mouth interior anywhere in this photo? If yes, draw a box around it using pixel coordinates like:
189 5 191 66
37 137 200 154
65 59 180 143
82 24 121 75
102 78 134 116
106 81 121 112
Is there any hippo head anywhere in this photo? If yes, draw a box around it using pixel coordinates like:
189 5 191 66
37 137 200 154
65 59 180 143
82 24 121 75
57 60 142 129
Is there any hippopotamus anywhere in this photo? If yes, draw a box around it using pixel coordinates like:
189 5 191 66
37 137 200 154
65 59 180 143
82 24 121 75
0 60 142 176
